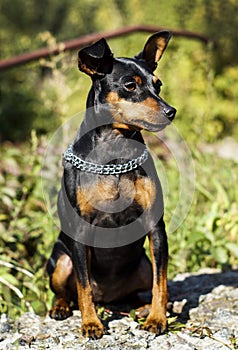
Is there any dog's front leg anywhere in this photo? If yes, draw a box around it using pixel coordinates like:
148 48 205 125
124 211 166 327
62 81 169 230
72 242 104 339
143 218 168 334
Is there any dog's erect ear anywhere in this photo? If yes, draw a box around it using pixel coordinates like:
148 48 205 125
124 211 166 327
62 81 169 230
78 38 114 77
135 31 172 72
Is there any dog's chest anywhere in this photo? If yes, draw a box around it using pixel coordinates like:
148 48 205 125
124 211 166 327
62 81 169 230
76 175 156 217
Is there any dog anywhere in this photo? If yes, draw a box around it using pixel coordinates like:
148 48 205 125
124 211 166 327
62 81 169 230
46 31 176 339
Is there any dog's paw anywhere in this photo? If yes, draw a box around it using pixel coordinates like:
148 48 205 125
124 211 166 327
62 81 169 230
82 320 105 339
142 314 167 335
49 299 72 320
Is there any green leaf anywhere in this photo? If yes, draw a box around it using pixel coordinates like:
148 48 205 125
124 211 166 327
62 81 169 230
226 242 238 258
22 282 40 297
186 231 206 246
211 246 228 264
167 316 178 324
167 317 185 333
129 309 137 321
213 178 230 208
0 273 19 286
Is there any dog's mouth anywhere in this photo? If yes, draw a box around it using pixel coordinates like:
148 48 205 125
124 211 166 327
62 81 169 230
112 119 171 133
131 119 172 132
112 120 171 132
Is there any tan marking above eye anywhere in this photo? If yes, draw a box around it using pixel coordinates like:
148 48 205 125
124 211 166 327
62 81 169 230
133 75 143 85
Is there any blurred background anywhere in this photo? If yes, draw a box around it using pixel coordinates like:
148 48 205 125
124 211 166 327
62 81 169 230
0 0 237 318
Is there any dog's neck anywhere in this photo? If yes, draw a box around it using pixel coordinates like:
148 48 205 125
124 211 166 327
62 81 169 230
71 100 146 173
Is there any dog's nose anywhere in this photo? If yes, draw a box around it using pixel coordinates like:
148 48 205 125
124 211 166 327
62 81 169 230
164 106 176 121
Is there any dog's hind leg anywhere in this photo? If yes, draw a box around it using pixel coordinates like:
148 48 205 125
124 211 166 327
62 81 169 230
47 233 76 320
48 252 74 320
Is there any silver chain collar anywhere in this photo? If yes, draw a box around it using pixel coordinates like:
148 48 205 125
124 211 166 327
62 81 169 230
63 144 148 175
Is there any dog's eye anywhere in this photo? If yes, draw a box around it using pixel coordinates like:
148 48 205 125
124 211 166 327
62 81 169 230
124 81 137 92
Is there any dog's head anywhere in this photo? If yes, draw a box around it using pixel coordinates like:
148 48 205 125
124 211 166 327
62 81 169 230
78 31 176 132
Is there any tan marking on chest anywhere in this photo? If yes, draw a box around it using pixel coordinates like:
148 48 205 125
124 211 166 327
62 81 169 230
134 177 156 210
76 179 119 216
76 187 94 216
77 177 155 215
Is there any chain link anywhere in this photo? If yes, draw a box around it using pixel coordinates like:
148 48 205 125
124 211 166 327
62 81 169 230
63 144 148 175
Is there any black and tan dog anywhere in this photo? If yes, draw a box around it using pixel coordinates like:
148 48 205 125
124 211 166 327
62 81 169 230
47 31 176 339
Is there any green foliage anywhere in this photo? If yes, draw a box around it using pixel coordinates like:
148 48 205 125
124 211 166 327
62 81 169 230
164 150 238 277
0 30 76 140
153 38 238 143
1 35 238 143
0 132 55 318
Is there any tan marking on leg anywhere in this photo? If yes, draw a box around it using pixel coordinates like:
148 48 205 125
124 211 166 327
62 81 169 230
76 277 104 338
143 234 168 334
49 297 73 320
51 254 73 295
